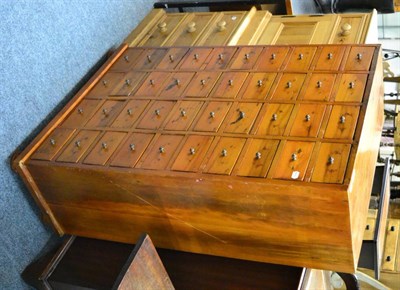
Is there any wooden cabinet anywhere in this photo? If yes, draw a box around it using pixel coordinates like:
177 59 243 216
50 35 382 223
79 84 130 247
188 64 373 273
124 8 377 47
14 44 383 274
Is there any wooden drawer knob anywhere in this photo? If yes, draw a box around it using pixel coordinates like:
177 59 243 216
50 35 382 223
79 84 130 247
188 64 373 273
158 22 167 33
217 20 226 32
187 21 196 33
341 23 352 36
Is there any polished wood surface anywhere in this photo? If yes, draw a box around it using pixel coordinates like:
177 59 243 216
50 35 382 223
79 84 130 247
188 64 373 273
14 44 383 273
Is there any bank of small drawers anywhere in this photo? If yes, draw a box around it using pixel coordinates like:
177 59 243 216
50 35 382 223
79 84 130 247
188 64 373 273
31 45 376 184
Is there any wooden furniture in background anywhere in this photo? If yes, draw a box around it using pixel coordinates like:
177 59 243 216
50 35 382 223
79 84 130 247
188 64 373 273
13 44 384 273
22 234 174 290
124 8 378 47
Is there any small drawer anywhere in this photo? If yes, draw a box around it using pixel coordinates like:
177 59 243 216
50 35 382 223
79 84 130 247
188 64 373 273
86 100 125 128
109 48 145 71
193 101 232 132
210 72 248 99
335 73 368 103
314 46 345 71
255 104 294 136
110 133 154 168
83 132 127 165
111 100 149 129
171 135 214 172
269 73 306 101
345 46 375 71
223 102 262 134
272 141 314 181
204 137 246 175
156 47 189 70
205 47 237 70
159 72 195 99
86 72 124 98
302 73 336 102
255 47 290 71
112 71 147 96
139 134 184 170
311 143 351 184
61 100 99 128
136 101 176 130
324 105 360 140
235 139 279 178
134 72 170 98
363 217 377 241
164 101 203 131
179 48 213 70
289 104 326 137
183 72 221 98
229 46 263 70
132 48 168 70
284 47 317 71
239 72 277 100
57 130 100 163
31 128 75 161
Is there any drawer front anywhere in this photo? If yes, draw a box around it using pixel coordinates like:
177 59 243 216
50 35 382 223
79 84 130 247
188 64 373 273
311 143 351 184
314 46 345 71
136 101 176 130
324 105 360 140
344 46 375 71
86 100 125 128
229 46 263 70
83 132 127 165
255 47 290 71
205 47 237 70
112 71 147 96
159 72 195 99
204 137 246 175
302 73 336 102
223 102 262 134
171 135 214 172
184 72 221 98
210 72 248 99
111 100 149 128
134 72 170 97
284 47 317 71
196 12 247 46
57 130 100 163
109 48 145 72
270 73 306 101
164 101 203 131
61 100 99 128
165 13 216 46
110 133 154 168
239 72 277 100
193 101 232 132
132 48 168 70
31 128 75 161
255 104 294 136
332 16 365 44
335 73 368 102
236 139 279 177
289 104 326 137
179 48 213 70
272 141 314 181
156 47 189 70
140 134 184 170
139 14 187 47
86 72 124 98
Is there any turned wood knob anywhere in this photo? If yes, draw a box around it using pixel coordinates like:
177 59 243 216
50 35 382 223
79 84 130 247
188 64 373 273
187 21 196 33
217 20 226 32
158 22 167 33
341 23 352 36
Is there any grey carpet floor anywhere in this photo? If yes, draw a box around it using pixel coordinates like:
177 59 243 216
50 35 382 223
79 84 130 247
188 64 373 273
0 1 154 288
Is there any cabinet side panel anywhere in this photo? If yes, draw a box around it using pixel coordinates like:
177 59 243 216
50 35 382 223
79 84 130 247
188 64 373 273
348 48 384 268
